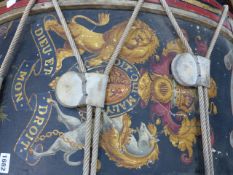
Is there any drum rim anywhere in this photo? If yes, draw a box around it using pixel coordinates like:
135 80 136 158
0 0 232 41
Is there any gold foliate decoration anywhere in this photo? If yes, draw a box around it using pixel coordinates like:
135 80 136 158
164 112 201 158
147 123 157 136
97 160 101 172
208 78 217 98
209 102 218 115
101 114 159 169
173 83 197 113
138 72 152 104
207 78 218 115
151 74 173 103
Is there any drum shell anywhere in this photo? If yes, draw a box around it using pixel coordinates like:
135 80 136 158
0 1 232 174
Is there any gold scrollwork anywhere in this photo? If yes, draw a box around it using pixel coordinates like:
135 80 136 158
100 114 159 169
138 72 152 105
164 112 201 159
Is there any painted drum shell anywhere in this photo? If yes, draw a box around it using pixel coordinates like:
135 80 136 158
0 1 232 175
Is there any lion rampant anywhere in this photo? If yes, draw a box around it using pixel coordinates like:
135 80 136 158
44 13 159 71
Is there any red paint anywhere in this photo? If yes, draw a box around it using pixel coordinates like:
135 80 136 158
0 0 46 15
180 153 193 165
147 0 232 29
202 0 222 9
0 0 232 33
211 128 215 145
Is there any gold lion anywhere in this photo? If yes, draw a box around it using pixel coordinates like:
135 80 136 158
44 13 159 71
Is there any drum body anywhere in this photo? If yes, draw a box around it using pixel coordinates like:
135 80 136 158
0 0 233 174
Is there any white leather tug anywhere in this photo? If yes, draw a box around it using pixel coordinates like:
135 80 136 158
171 53 210 87
55 71 108 108
85 73 108 107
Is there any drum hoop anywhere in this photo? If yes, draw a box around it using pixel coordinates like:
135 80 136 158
0 1 232 41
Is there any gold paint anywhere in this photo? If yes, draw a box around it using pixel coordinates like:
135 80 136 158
208 78 217 98
138 72 152 105
164 111 201 158
97 159 101 172
105 67 131 105
49 77 59 90
14 94 53 154
209 102 218 115
174 84 197 113
119 20 159 64
147 123 157 136
155 118 161 125
31 25 57 77
34 129 83 149
44 14 159 70
162 39 185 56
151 74 173 103
100 114 159 169
174 78 218 114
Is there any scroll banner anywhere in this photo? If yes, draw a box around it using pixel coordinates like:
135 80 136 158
12 16 57 165
11 60 35 111
14 93 52 166
11 16 57 111
31 16 57 77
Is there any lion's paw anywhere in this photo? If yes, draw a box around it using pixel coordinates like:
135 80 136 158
86 58 104 67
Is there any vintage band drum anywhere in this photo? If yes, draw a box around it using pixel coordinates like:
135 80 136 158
0 0 233 174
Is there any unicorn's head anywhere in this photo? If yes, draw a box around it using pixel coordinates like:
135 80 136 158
138 122 154 149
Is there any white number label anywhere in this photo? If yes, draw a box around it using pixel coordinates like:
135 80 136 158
0 153 10 174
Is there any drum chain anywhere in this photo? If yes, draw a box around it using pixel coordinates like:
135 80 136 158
35 130 83 149
60 134 83 149
35 129 63 142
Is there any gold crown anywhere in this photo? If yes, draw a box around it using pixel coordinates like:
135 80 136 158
151 74 173 103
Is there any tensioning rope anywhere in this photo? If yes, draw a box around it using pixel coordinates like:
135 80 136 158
159 0 229 174
50 1 144 175
50 1 91 174
91 1 144 174
0 0 144 175
0 0 37 89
